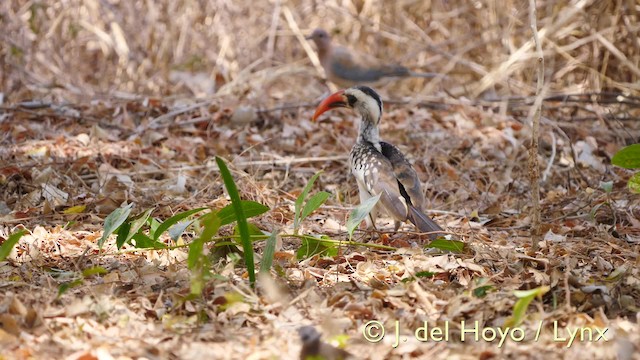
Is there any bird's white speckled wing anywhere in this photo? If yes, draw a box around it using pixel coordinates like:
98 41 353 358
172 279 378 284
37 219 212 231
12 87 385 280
351 145 409 222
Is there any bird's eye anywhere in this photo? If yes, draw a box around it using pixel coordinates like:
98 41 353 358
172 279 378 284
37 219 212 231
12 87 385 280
346 94 357 106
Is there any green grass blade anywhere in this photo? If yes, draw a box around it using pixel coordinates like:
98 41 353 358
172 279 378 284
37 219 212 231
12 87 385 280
216 156 255 287
259 231 278 273
99 203 133 249
300 191 330 221
346 194 381 240
153 207 207 240
0 230 27 261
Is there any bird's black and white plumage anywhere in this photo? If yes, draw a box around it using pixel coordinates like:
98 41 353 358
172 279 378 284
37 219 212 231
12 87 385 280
312 86 443 239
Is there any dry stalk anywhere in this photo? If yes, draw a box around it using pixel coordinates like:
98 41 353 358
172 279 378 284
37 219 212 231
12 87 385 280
529 0 544 251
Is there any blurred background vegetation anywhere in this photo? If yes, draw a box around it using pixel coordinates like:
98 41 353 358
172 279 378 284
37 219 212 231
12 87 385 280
2 0 638 106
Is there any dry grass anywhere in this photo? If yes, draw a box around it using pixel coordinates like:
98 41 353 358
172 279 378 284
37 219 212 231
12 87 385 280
1 0 640 359
2 0 639 103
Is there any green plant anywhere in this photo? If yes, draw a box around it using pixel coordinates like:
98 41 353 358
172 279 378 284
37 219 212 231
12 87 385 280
57 266 108 298
345 193 381 241
504 286 549 328
296 234 339 259
215 156 257 287
293 171 331 235
99 205 210 250
0 229 27 261
259 231 278 273
97 161 404 294
612 143 640 193
188 211 221 295
426 238 465 252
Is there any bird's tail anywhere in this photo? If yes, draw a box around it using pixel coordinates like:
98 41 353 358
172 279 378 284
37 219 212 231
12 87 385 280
408 71 446 79
408 205 444 240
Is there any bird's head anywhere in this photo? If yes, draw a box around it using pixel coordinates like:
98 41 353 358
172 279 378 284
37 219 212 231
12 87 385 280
305 28 332 50
312 86 383 125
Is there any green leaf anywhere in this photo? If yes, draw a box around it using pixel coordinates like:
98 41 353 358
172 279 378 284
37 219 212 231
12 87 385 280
57 279 83 298
148 217 161 235
294 171 324 234
82 266 108 277
132 233 165 249
259 231 278 273
217 201 269 226
219 291 245 311
153 207 207 240
117 208 154 249
115 222 132 249
599 180 613 193
233 222 265 241
504 286 549 328
346 194 381 240
188 212 221 269
216 156 256 287
426 239 465 253
604 264 628 281
188 234 205 272
63 205 86 214
415 271 435 278
612 144 640 169
296 235 338 260
300 191 330 221
628 173 640 193
99 203 133 249
0 230 27 261
473 285 493 298
472 277 493 298
168 220 194 242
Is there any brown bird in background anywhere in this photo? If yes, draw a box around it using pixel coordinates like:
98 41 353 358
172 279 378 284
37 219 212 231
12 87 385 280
305 28 441 88
312 86 444 239
298 326 352 360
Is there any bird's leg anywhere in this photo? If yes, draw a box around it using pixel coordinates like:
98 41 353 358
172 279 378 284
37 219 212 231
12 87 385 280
367 203 394 244
366 212 378 230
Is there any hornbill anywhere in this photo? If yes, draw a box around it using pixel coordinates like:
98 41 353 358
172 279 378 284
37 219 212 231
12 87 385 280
312 86 444 239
